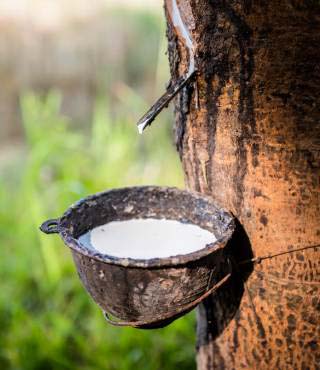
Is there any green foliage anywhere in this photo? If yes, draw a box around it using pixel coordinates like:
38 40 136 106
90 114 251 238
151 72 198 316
0 90 196 370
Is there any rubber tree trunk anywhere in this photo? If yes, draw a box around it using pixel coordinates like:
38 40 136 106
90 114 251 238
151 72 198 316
164 1 320 369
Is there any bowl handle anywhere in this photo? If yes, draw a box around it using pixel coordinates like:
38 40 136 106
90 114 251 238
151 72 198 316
40 218 60 234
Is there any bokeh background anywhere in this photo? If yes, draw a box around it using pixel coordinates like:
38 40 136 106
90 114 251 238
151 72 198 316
0 1 196 369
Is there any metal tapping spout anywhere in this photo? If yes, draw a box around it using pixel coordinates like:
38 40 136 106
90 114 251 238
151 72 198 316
136 0 196 134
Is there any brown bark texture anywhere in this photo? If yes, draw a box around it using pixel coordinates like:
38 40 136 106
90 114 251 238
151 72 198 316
164 1 320 369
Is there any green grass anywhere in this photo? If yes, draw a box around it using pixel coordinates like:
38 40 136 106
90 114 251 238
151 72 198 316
0 90 196 370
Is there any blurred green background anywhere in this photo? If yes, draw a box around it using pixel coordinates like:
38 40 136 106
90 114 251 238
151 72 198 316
0 2 196 370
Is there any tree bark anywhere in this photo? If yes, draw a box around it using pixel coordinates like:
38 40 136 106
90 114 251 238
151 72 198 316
164 1 320 369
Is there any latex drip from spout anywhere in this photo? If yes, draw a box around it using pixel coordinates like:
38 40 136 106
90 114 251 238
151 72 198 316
136 0 196 134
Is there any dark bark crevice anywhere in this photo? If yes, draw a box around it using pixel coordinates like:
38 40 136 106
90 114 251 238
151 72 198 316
196 219 254 348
